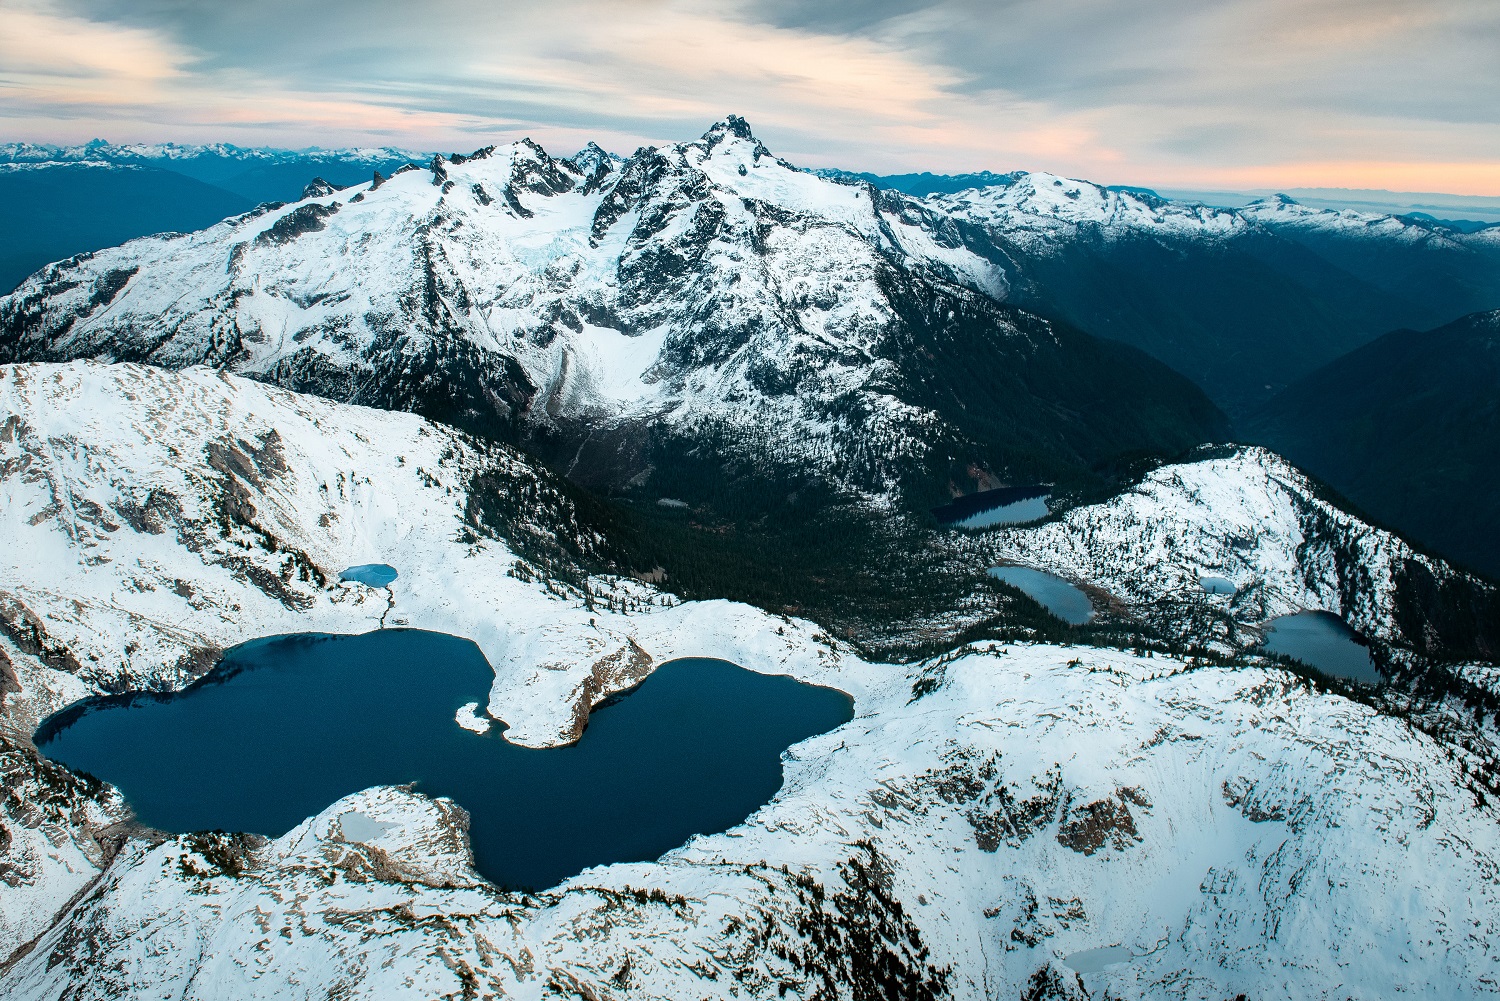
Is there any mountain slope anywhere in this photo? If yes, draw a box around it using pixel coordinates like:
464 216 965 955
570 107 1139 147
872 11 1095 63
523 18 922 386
1241 196 1500 322
1 361 1496 1000
0 164 251 294
896 175 1500 414
1247 310 1500 580
0 120 1223 517
9 654 1498 1001
971 446 1500 666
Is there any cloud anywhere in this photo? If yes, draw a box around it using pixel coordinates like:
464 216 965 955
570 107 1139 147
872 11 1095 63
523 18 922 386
0 1 188 105
6 0 1498 194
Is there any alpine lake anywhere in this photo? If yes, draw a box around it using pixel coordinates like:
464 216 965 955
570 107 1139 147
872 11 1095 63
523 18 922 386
35 630 854 890
1261 610 1381 684
988 566 1096 625
984 568 1381 683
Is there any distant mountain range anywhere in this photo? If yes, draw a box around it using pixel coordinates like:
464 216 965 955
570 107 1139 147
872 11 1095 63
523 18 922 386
0 140 424 202
0 142 425 293
1249 309 1500 580
821 169 1500 225
876 176 1500 416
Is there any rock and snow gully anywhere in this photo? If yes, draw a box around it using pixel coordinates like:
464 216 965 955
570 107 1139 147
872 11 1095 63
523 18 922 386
0 360 1496 998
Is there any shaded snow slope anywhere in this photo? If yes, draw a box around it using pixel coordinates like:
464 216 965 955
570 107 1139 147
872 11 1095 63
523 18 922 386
0 362 1497 998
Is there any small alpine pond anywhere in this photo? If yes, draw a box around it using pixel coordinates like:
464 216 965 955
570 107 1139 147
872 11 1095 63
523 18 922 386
933 485 1050 529
34 630 854 890
1066 945 1134 974
988 566 1094 625
339 563 398 587
1261 611 1380 684
1198 576 1236 595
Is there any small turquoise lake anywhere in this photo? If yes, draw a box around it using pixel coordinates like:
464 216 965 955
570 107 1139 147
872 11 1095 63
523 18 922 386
339 563 398 587
989 566 1094 625
35 631 853 890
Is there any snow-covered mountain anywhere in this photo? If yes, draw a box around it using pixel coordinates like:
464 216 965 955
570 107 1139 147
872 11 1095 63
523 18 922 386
8 128 1496 425
0 141 423 296
973 446 1500 664
888 172 1500 413
0 119 1223 514
2 360 1497 999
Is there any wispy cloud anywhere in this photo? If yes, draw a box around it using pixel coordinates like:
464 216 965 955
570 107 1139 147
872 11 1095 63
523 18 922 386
3 0 1496 194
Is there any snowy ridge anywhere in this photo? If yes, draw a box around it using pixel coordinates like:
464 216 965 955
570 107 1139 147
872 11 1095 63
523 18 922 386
0 362 1497 997
0 361 852 744
0 161 150 176
912 170 1500 253
974 446 1497 659
1238 193 1500 247
912 170 1249 248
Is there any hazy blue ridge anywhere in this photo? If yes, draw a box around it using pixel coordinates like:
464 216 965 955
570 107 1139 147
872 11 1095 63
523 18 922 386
1247 309 1500 580
0 164 252 294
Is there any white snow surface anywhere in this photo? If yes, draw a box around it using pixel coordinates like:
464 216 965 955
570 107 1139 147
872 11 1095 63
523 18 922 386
974 447 1494 650
0 363 1497 998
0 121 1017 501
915 171 1500 253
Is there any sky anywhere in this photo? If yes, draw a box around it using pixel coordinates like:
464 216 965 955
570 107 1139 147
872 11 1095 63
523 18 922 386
1 0 1497 195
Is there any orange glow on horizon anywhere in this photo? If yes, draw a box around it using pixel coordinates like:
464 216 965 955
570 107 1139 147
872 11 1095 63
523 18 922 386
1174 161 1500 199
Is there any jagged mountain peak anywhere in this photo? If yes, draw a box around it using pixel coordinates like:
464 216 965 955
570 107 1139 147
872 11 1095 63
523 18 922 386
300 177 336 199
692 114 785 168
568 141 616 171
705 113 756 141
0 120 1222 510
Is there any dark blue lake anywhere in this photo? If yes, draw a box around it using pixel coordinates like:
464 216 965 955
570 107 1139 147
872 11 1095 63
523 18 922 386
35 631 853 890
954 494 1051 529
934 485 1050 528
1262 611 1381 684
